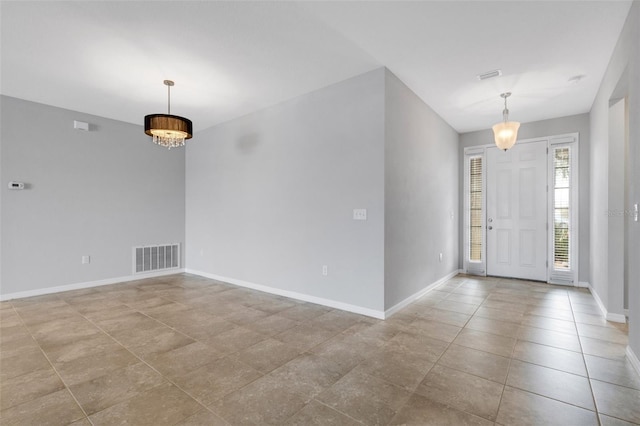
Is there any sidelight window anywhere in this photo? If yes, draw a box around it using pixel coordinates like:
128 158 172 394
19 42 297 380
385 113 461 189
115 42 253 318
469 157 483 262
548 135 579 285
553 147 571 270
464 148 486 276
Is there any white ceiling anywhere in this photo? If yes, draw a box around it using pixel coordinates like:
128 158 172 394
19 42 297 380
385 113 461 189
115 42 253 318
0 1 632 134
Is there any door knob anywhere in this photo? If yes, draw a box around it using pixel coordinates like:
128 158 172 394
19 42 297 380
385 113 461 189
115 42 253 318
488 226 493 230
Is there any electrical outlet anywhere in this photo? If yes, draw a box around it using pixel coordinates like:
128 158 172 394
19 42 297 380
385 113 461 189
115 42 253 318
82 255 90 264
322 265 328 276
353 209 367 220
439 253 443 262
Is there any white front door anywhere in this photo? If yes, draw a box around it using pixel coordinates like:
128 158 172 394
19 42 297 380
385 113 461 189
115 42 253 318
486 140 548 281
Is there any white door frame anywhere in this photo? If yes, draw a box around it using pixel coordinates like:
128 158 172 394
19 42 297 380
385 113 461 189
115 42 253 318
486 138 548 281
463 133 579 285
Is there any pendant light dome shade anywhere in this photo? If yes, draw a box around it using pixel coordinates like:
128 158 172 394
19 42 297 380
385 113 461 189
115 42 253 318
492 120 520 151
492 92 520 151
144 80 192 149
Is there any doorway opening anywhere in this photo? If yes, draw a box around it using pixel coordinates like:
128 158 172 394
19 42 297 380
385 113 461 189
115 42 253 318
608 95 629 315
463 134 579 285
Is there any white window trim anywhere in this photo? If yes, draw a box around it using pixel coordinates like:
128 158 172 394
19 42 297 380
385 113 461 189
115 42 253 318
463 147 486 276
548 133 579 285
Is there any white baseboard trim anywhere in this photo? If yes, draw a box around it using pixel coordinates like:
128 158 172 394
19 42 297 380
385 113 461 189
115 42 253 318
576 281 590 288
588 284 627 324
607 312 628 323
588 284 609 318
384 269 461 319
627 346 640 377
0 269 185 301
185 269 385 319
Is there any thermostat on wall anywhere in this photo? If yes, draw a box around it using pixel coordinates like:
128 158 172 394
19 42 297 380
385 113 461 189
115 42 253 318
74 120 89 131
8 181 25 190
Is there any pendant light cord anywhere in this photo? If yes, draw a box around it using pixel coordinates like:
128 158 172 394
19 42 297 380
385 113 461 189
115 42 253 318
502 94 509 122
167 84 171 115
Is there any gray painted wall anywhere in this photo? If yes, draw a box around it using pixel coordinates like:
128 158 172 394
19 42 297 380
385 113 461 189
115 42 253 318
629 2 640 361
459 113 591 283
589 2 639 357
0 96 186 296
608 98 626 315
384 70 459 310
185 69 386 312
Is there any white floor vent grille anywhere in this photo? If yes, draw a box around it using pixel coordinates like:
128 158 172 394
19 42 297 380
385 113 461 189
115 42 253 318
133 243 180 274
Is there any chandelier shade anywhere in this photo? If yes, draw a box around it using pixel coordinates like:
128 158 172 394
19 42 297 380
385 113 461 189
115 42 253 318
492 92 520 151
144 80 192 149
492 120 520 151
144 114 193 148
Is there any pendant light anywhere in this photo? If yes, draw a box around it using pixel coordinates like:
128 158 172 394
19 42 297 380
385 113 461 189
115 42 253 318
144 80 193 149
492 92 520 151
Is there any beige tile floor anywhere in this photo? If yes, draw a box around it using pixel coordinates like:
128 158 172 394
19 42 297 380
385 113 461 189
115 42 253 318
1 273 639 425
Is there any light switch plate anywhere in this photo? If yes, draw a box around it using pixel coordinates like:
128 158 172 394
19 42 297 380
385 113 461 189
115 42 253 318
353 209 367 220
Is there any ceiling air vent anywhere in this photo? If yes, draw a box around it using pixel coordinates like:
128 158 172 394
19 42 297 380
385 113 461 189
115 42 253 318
477 69 502 81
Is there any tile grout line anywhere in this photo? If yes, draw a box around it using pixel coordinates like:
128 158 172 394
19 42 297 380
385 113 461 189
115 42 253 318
460 278 512 425
50 284 250 422
392 277 505 425
8 299 94 426
4 274 635 425
72 296 255 424
105 284 376 424
291 398 366 426
488 286 634 421
410 280 599 422
569 289 640 424
280 315 391 425
251 284 458 425
567 290 602 426
112 285 370 424
137 294 331 424
429 280 603 422
502 288 609 419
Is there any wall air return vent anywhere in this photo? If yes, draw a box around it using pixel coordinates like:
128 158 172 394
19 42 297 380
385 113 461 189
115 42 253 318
133 243 180 274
